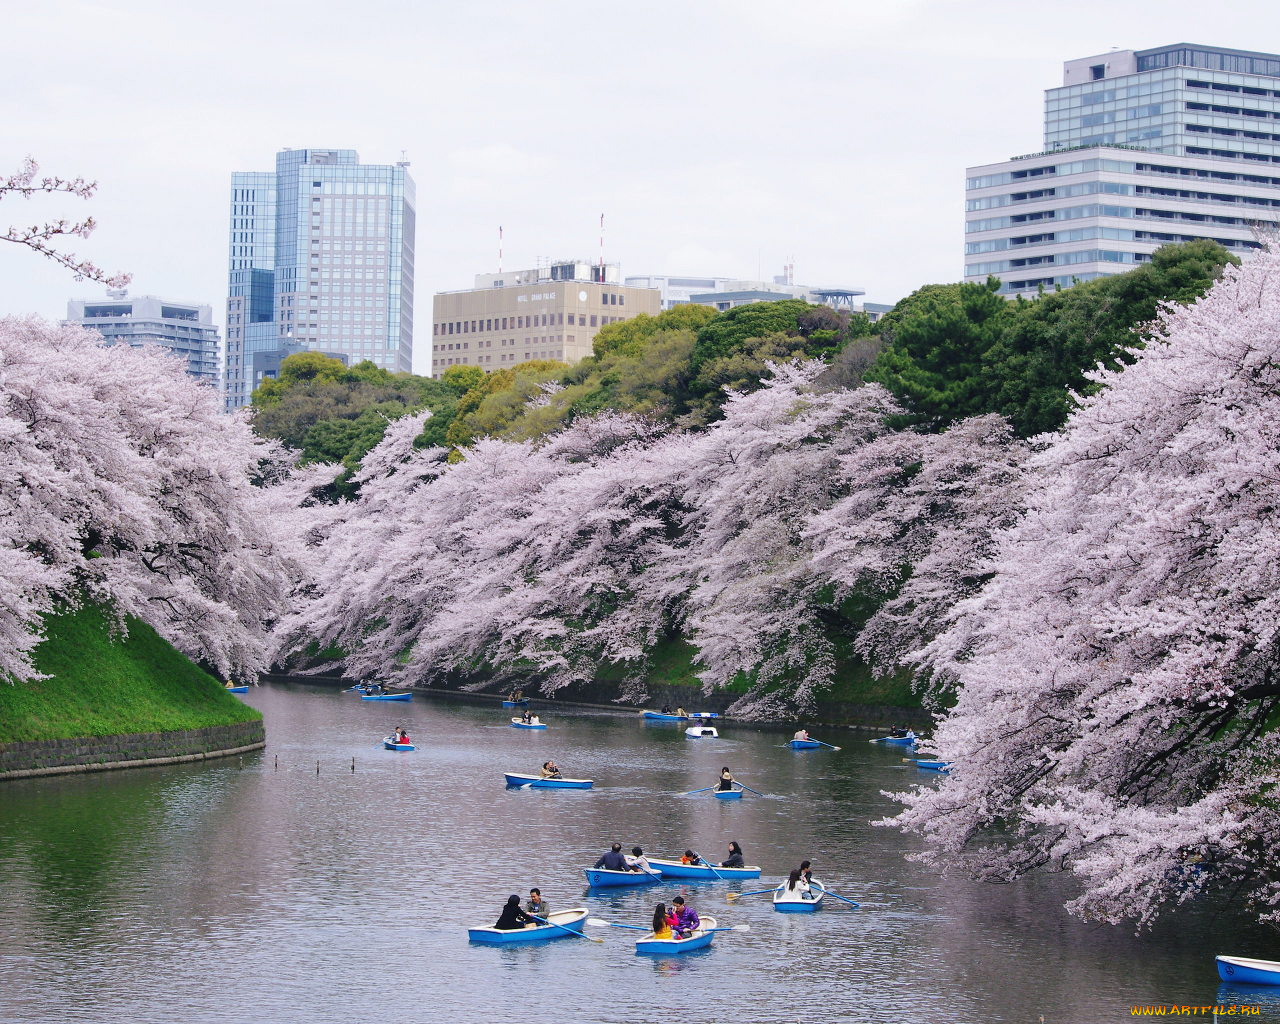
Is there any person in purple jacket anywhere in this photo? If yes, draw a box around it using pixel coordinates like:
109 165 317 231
670 895 700 938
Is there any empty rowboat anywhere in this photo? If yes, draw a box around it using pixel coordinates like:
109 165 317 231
646 857 761 881
468 908 590 945
1216 955 1280 985
361 692 413 701
773 879 827 912
685 726 719 738
583 867 662 887
635 915 718 955
504 773 592 789
382 737 416 752
510 718 547 730
913 759 951 772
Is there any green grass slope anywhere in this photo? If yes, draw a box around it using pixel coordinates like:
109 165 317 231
0 602 261 743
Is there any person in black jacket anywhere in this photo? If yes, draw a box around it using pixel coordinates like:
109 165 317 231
495 895 534 930
593 843 632 871
721 841 745 868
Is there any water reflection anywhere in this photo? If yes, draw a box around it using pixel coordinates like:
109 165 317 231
1 681 1278 1024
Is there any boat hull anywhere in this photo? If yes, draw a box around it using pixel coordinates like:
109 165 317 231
774 880 826 912
583 868 661 887
504 773 592 789
383 740 415 751
510 718 547 730
224 685 249 693
688 713 720 720
642 711 686 721
646 858 760 881
685 727 718 738
713 789 742 800
635 916 717 955
874 734 915 745
914 759 951 772
502 699 529 708
361 692 412 701
1217 955 1280 985
789 739 820 750
468 909 589 945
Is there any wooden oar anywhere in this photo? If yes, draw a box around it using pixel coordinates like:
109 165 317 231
683 786 717 795
726 887 776 902
530 913 602 943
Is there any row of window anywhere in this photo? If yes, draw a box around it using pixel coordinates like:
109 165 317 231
969 248 1160 276
435 313 625 335
437 334 575 352
968 178 1280 211
967 225 1263 255
969 201 1279 234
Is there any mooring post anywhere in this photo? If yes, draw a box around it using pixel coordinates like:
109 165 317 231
316 760 320 775
351 757 356 773
274 755 278 770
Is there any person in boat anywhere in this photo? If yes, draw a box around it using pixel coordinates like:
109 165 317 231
495 894 535 930
889 725 908 738
794 727 810 742
680 849 703 866
717 767 735 791
593 843 632 871
626 846 653 874
798 860 814 885
367 682 384 695
651 903 676 940
521 709 532 723
528 714 540 726
675 706 687 718
670 895 700 937
721 841 745 868
525 888 549 919
786 868 812 897
660 703 672 714
540 760 562 779
392 727 410 744
509 688 524 701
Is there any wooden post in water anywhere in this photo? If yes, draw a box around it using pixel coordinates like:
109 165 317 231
351 757 356 773
316 760 320 775
274 755 278 770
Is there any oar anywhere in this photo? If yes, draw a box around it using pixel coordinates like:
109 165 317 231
704 924 751 933
586 918 648 931
683 786 716 795
692 853 726 881
726 887 777 902
735 783 764 796
818 887 861 909
814 739 843 752
530 914 602 943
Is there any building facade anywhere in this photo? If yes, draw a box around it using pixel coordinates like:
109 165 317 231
67 292 220 385
431 261 660 377
624 268 867 312
224 148 415 410
966 44 1280 294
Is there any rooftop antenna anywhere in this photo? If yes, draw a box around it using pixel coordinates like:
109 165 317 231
599 212 605 270
499 224 503 274
396 149 410 167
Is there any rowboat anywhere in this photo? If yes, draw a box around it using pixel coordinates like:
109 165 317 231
583 867 662 887
468 908 589 945
713 787 743 800
685 726 718 738
510 718 547 730
788 739 821 750
224 685 249 693
504 773 592 789
872 732 916 745
688 712 720 720
383 737 416 752
642 710 686 721
502 699 529 708
1216 955 1280 985
635 915 718 955
773 879 826 912
646 857 761 881
361 692 413 701
914 759 951 772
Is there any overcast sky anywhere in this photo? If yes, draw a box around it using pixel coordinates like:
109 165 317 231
2 0 1274 375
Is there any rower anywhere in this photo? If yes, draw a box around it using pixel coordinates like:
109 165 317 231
392 727 410 744
494 895 535 930
794 727 810 741
626 846 653 873
541 760 561 779
593 843 631 871
671 895 700 937
525 888 550 918
717 766 735 791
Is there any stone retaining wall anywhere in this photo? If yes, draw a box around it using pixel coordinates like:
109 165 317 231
0 721 266 780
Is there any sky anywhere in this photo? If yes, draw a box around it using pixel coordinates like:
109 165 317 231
2 0 1275 376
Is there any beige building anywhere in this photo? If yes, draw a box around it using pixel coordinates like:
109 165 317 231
431 260 660 377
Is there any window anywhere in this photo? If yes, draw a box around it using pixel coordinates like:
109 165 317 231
1090 64 1105 81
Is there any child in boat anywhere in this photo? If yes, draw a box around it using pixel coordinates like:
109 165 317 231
495 895 535 930
721 841 745 868
651 903 675 940
524 888 549 918
671 896 700 937
680 849 702 865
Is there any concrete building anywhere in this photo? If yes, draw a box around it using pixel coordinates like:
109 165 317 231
625 267 867 313
67 291 220 386
965 44 1280 295
431 261 660 376
224 148 415 410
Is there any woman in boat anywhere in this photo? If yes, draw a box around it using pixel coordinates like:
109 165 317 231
721 841 745 868
671 896 700 937
626 846 653 874
717 767 735 791
495 895 535 930
786 868 811 896
651 903 675 940
524 888 549 919
540 760 561 779
392 727 410 744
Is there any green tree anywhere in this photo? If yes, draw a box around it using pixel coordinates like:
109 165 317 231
592 303 717 358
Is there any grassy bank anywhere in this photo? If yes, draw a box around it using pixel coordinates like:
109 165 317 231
0 602 261 743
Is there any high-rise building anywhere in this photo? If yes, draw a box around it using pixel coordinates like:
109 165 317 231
66 291 220 385
224 148 415 410
431 261 661 377
965 44 1280 295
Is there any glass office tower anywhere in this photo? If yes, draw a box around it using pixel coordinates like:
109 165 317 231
223 149 415 411
965 44 1280 295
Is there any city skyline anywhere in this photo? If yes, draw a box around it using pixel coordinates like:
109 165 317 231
6 1 1280 377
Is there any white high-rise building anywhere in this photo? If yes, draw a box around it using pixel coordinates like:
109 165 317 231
965 44 1280 295
67 292 220 386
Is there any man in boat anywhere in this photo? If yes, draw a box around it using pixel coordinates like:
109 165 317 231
524 888 549 918
660 703 673 714
494 895 535 930
675 706 687 718
626 846 653 874
521 709 532 724
593 843 632 871
717 767 735 791
794 728 810 742
670 896 700 938
889 725 908 738
540 760 561 779
799 860 814 885
393 727 410 744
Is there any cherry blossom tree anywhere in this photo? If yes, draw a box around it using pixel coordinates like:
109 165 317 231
890 244 1280 928
2 158 130 286
1 317 301 683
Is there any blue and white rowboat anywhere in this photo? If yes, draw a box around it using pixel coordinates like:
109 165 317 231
468 908 590 945
914 759 951 773
224 685 249 693
789 739 821 750
361 692 413 701
635 915 717 955
510 717 547 730
713 787 743 800
1217 955 1280 985
641 710 686 721
583 867 662 887
646 858 761 881
685 725 718 738
504 773 592 789
502 699 530 708
773 879 826 912
688 712 720 720
383 737 416 752
872 732 916 746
